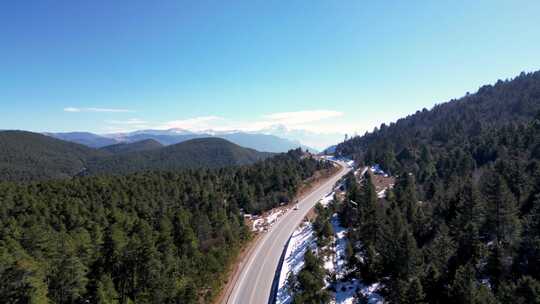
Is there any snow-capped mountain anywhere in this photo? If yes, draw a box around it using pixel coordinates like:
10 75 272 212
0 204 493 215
257 124 344 151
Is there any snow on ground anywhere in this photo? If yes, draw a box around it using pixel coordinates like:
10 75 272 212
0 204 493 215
320 191 335 207
332 215 348 280
252 218 264 232
274 161 384 304
370 164 386 175
355 166 369 177
335 280 383 304
331 214 384 304
252 209 286 232
320 155 355 168
324 253 335 275
267 209 284 225
276 222 316 304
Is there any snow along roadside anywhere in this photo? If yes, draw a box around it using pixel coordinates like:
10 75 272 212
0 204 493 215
275 222 316 304
274 207 383 304
330 214 383 304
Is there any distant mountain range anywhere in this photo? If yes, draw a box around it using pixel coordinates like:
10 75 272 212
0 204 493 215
43 131 117 148
0 131 271 181
44 129 318 153
257 124 344 151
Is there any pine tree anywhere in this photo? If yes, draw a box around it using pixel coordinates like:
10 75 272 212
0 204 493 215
449 182 487 266
484 173 521 247
378 206 407 277
486 245 506 291
426 224 456 274
418 145 436 183
516 194 540 278
515 276 540 304
450 263 477 304
397 174 418 224
422 263 445 304
359 172 379 246
474 285 497 304
406 277 426 304
0 255 49 304
292 250 330 304
96 275 119 304
396 230 421 279
49 250 88 304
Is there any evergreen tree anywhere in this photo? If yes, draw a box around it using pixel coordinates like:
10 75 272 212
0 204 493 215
0 150 327 303
516 194 540 279
406 277 426 304
96 275 119 304
426 224 456 274
450 263 477 304
292 250 330 304
483 172 521 247
359 172 380 246
514 276 540 304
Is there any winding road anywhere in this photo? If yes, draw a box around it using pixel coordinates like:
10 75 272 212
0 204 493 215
224 160 351 304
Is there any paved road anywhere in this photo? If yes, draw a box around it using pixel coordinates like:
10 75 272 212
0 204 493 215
226 160 351 304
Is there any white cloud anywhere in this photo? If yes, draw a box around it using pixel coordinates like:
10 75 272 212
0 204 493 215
263 110 343 125
64 107 81 112
162 116 228 131
64 107 134 113
101 110 352 135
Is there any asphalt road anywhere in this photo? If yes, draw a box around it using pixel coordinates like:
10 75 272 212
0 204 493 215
226 160 351 304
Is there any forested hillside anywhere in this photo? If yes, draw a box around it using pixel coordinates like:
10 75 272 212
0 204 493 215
0 149 331 303
47 130 316 153
85 138 271 176
337 71 540 175
0 133 271 181
0 131 109 181
335 71 540 303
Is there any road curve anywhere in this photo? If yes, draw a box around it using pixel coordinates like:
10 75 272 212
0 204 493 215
225 160 351 304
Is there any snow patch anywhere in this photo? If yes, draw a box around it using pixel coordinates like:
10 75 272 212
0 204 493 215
370 164 387 176
320 191 335 207
276 222 316 304
251 209 287 232
320 155 355 168
330 214 384 304
355 167 369 177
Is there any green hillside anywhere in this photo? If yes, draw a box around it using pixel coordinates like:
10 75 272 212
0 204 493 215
0 149 329 303
335 71 540 303
0 132 271 181
0 131 108 181
86 137 272 175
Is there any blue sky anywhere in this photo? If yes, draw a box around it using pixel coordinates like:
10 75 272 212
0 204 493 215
1 1 539 147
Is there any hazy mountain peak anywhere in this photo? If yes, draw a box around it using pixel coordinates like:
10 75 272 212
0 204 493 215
45 129 319 153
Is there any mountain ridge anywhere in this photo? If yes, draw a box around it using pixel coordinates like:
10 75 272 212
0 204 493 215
84 137 272 176
45 129 318 153
332 70 540 303
0 131 271 181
